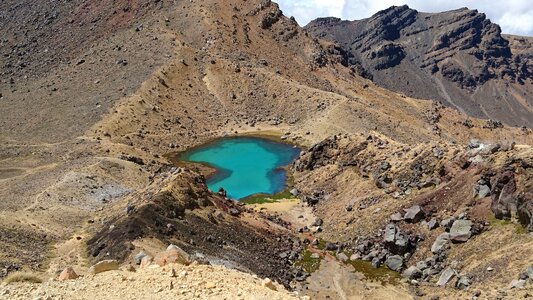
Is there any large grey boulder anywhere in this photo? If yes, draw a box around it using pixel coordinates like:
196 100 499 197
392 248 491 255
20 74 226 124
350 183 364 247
289 188 299 196
371 257 381 268
383 223 396 243
431 233 451 253
134 251 147 265
517 193 533 232
390 212 403 222
509 279 526 289
362 250 380 261
403 205 425 223
449 220 472 243
416 261 429 271
325 242 338 251
526 266 533 278
393 232 409 254
490 171 517 219
383 223 411 255
477 185 491 198
385 255 403 271
337 252 349 262
456 276 471 290
402 266 422 279
440 217 456 229
468 139 481 149
437 268 456 287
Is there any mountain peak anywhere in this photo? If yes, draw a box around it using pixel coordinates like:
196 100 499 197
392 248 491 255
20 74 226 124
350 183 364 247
305 6 533 127
371 4 415 18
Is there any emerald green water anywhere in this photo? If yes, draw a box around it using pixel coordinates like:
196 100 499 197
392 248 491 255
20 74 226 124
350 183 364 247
180 137 301 200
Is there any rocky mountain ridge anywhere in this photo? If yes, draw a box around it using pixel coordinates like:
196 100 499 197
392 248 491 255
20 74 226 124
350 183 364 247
306 5 533 127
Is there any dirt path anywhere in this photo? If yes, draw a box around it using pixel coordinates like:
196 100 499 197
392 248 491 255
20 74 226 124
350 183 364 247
301 259 412 300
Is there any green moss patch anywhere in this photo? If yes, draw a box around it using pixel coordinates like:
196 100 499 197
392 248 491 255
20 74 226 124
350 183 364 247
347 259 401 285
240 191 294 205
488 215 527 234
295 249 322 273
488 215 512 227
314 239 327 251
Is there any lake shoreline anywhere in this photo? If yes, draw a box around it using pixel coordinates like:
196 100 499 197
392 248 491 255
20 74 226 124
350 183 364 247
174 135 301 200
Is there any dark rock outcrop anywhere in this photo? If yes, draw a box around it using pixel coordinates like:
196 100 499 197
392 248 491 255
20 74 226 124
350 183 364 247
293 136 368 171
383 223 414 255
517 193 533 231
449 219 473 243
86 172 299 287
490 171 517 219
403 205 425 223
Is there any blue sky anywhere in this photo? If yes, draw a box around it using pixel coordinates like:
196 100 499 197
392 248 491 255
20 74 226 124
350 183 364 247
276 0 533 36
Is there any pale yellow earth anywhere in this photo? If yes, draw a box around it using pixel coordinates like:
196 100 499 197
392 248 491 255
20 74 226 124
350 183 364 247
0 263 302 300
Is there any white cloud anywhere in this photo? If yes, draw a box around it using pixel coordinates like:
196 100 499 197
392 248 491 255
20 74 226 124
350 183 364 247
276 0 533 36
498 11 533 35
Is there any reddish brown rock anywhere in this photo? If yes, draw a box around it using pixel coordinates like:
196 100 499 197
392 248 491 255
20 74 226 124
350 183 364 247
154 245 191 267
58 267 78 281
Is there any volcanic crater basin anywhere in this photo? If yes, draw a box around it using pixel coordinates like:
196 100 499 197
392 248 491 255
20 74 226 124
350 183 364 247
180 137 301 199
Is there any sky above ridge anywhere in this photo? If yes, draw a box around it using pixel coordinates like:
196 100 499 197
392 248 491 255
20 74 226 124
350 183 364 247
276 0 533 36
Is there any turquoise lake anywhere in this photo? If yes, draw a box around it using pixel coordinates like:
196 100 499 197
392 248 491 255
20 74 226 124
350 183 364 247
180 137 301 200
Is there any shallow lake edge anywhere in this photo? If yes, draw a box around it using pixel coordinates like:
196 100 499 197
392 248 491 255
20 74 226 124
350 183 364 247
166 132 304 200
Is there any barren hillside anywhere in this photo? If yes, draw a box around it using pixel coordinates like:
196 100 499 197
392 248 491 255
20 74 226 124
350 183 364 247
1 0 532 299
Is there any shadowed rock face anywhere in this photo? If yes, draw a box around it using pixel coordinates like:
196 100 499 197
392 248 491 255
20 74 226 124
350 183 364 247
306 5 533 127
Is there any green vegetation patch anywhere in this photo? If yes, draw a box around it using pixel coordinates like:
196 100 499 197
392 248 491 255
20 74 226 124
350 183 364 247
241 190 294 205
488 215 512 227
488 215 526 234
295 249 322 273
314 239 328 251
347 259 401 285
515 225 527 234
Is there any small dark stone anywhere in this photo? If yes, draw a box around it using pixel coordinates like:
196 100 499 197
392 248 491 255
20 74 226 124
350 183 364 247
371 257 381 268
427 218 438 230
313 218 323 226
126 204 135 215
325 242 338 251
